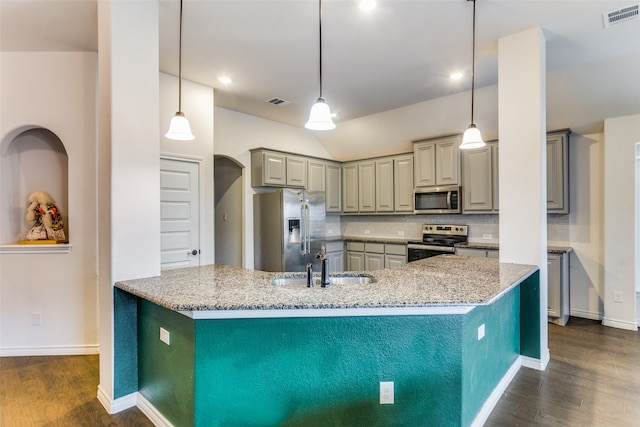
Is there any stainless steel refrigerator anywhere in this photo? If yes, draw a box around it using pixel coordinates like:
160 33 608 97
253 189 326 272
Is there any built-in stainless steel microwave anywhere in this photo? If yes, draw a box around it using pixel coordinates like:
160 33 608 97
414 185 461 214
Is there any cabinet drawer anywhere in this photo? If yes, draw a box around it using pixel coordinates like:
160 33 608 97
364 243 385 254
324 240 344 252
346 242 365 252
385 244 406 256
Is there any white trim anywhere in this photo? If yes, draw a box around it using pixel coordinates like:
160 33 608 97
470 356 522 427
0 243 72 254
602 316 639 331
179 305 475 320
160 152 203 163
0 344 98 357
521 347 550 371
97 386 137 414
570 308 602 321
137 392 175 427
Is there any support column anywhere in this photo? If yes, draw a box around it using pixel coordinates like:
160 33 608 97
97 0 161 413
498 27 548 370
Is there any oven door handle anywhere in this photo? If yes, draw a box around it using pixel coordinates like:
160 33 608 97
407 243 456 253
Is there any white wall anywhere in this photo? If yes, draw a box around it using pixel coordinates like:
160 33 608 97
0 52 98 355
213 107 333 268
603 113 640 330
159 73 215 266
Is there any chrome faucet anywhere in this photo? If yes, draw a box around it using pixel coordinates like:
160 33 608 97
316 244 330 287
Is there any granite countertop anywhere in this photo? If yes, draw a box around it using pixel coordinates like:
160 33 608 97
115 256 537 314
456 242 573 254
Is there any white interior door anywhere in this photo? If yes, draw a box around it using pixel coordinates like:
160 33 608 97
160 158 200 270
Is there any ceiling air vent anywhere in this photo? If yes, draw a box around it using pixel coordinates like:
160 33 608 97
266 97 290 106
603 4 639 28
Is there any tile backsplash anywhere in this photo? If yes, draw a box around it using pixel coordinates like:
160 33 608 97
339 213 569 244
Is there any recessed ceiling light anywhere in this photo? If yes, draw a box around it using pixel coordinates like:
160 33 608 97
450 72 463 80
359 0 376 12
218 76 232 85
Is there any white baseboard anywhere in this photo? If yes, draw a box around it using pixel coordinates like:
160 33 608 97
97 385 137 414
521 347 550 371
569 308 602 321
0 344 99 357
602 317 638 331
470 356 522 427
137 392 174 427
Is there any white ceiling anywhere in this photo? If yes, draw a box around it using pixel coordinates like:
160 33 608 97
2 0 639 131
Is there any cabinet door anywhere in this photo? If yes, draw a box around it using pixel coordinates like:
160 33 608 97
365 253 384 271
414 142 436 187
263 152 287 186
286 156 306 187
462 146 493 212
456 247 487 257
385 254 406 269
492 145 499 212
394 155 414 212
547 254 561 318
346 251 364 271
307 160 325 192
327 251 344 273
435 136 460 186
342 163 359 213
358 161 376 212
375 159 394 212
547 132 569 213
326 162 342 212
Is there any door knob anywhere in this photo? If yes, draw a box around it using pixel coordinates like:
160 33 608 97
189 250 198 256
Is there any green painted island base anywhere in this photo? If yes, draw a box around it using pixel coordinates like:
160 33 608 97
114 271 540 427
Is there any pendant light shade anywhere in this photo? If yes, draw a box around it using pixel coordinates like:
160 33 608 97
305 0 335 131
460 0 484 150
165 0 194 141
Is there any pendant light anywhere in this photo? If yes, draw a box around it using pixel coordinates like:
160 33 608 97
460 0 485 149
305 0 335 131
165 0 195 140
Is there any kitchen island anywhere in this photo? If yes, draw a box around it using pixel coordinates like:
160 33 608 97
113 256 540 427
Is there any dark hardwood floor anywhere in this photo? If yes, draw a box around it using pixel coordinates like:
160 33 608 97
0 317 638 426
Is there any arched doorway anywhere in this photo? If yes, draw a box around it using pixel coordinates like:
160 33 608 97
214 155 243 267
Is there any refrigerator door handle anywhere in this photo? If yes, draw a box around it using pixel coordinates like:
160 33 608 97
304 203 310 255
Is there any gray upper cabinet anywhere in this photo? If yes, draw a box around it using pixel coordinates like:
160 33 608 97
547 130 570 214
358 160 376 213
285 155 307 188
462 143 498 213
250 149 307 188
306 159 325 192
394 154 414 212
414 135 461 187
325 161 342 213
375 158 394 212
342 162 359 213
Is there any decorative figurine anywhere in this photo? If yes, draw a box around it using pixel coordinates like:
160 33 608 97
25 191 65 241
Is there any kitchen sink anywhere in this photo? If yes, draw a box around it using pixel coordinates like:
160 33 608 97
270 273 375 287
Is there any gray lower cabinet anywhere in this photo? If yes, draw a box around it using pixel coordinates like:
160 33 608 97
346 241 406 271
324 240 344 273
456 247 569 325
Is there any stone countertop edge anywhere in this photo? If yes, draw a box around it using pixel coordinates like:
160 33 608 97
342 236 411 244
114 256 538 319
457 242 573 254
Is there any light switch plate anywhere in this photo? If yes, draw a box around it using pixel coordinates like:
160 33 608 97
160 327 170 345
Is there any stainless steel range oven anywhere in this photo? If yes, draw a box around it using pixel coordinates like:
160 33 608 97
407 224 468 262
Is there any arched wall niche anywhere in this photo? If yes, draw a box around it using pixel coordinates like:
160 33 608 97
1 126 69 244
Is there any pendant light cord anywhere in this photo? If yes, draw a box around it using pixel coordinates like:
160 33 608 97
318 0 323 99
178 0 184 112
470 0 476 124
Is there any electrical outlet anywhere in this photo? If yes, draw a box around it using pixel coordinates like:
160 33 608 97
32 312 41 326
397 230 405 236
614 291 624 303
160 327 170 345
328 229 335 235
364 230 371 235
483 233 492 240
379 381 394 404
478 324 485 340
